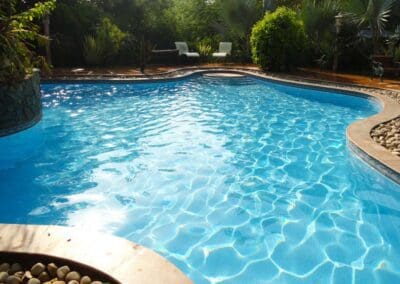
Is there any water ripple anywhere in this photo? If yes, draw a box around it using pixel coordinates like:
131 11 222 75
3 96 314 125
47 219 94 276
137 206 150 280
0 76 399 283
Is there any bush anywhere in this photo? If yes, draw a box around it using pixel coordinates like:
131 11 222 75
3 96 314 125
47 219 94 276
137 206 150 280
196 39 213 57
50 1 103 67
395 47 400 61
83 18 126 66
0 1 56 85
250 7 307 71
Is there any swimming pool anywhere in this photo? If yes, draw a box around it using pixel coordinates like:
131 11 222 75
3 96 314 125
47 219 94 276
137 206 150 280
1 75 400 283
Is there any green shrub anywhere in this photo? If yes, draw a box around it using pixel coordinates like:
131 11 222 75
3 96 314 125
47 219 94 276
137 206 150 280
83 17 126 66
250 7 307 71
51 1 103 67
196 39 213 57
395 47 400 61
0 0 56 85
83 36 103 66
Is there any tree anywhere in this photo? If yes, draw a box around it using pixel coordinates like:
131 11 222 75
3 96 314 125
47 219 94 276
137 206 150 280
300 0 341 65
218 0 263 60
251 7 306 71
345 0 395 54
0 0 56 85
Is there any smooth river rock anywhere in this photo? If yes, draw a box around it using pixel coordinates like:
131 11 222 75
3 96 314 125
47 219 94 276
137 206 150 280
56 266 70 280
30 262 45 277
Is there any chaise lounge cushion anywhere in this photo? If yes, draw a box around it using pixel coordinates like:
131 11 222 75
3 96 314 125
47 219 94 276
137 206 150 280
175 42 200 57
184 52 200 57
212 42 232 58
212 52 228 57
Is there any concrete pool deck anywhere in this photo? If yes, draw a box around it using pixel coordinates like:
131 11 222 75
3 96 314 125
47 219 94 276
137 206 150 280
0 224 192 284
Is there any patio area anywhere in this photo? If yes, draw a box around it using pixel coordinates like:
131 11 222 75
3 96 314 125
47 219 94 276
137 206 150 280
49 64 400 92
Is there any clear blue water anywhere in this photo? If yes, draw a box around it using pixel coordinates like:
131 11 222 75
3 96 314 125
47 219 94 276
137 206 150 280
1 75 400 283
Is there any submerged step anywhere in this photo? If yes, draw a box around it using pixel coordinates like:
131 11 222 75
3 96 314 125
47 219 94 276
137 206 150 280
202 72 245 78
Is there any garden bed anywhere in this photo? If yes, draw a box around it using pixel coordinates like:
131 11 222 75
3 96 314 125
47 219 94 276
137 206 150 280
0 252 117 284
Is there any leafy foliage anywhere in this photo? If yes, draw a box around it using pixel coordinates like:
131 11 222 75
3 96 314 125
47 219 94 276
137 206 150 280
0 0 55 85
250 7 307 71
345 0 395 53
50 0 103 66
394 46 400 61
83 18 126 66
217 0 263 60
196 39 213 57
300 0 341 67
10 0 398 71
388 25 400 54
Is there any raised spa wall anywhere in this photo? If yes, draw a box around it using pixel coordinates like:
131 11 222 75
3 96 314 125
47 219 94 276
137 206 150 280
0 70 42 137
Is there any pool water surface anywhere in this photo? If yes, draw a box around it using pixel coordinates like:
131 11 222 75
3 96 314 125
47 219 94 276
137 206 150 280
1 75 400 283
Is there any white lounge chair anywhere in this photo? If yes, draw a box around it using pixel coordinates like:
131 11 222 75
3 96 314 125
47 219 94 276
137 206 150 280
174 42 200 58
212 42 232 58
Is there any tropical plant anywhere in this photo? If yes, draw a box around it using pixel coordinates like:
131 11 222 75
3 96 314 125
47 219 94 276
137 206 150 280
387 25 400 55
250 7 307 71
345 0 395 54
166 0 220 45
0 0 56 85
50 0 103 66
263 0 303 10
218 0 262 60
300 0 341 66
83 17 126 66
394 46 400 61
197 40 213 57
83 36 103 66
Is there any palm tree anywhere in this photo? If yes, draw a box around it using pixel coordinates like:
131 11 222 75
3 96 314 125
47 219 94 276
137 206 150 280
219 0 262 60
301 0 341 57
345 0 394 54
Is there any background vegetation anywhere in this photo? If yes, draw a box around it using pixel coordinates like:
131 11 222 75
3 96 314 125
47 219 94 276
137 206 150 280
251 7 306 71
2 0 400 77
0 0 55 84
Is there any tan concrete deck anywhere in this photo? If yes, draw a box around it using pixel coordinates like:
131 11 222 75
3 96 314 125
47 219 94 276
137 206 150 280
50 65 400 91
0 224 192 284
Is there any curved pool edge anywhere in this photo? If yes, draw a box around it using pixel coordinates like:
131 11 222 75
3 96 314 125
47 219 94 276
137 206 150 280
42 68 400 182
235 70 400 183
0 224 192 284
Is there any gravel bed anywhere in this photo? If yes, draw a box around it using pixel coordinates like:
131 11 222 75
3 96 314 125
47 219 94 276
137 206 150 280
371 116 400 157
0 262 110 284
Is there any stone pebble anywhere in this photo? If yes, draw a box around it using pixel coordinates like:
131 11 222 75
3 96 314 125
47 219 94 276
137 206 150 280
9 263 23 274
5 275 21 284
0 271 9 282
371 116 400 156
27 278 41 284
65 271 80 282
0 263 10 272
56 266 70 280
30 263 45 277
0 261 108 284
79 276 91 284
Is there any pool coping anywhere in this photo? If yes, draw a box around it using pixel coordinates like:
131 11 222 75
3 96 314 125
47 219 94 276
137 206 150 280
0 224 192 284
43 67 400 183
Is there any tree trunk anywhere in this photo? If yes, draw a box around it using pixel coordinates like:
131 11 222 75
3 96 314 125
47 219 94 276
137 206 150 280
43 15 51 65
371 23 380 55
